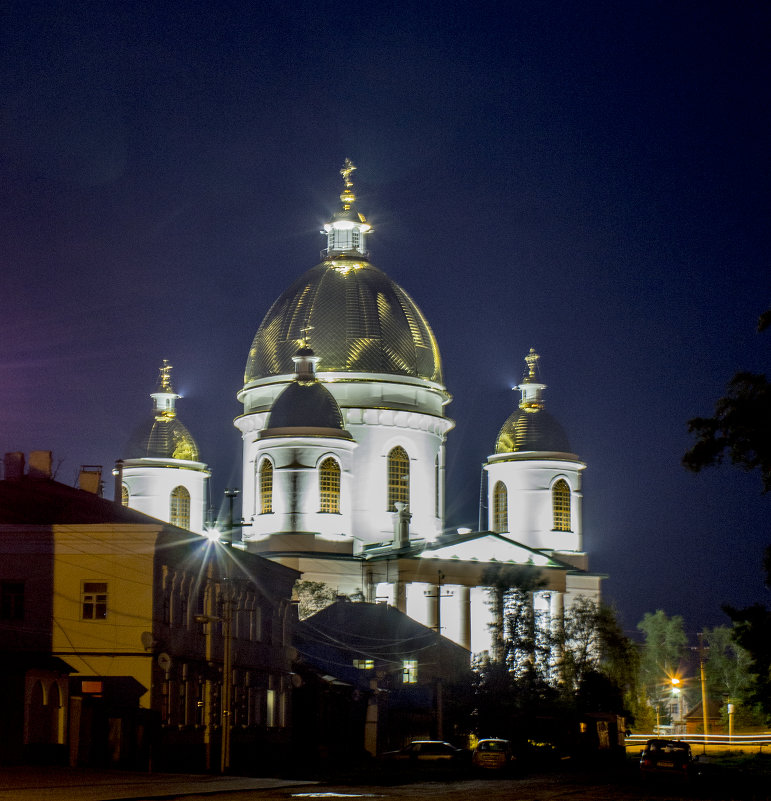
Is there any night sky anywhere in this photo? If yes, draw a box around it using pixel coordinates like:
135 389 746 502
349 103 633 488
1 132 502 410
2 1 768 640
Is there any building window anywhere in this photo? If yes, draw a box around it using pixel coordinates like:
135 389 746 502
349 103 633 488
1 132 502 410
552 479 571 531
319 457 341 513
121 484 129 507
387 446 410 511
82 582 107 620
492 481 508 533
0 580 24 620
402 659 418 684
260 460 273 514
170 486 191 529
353 659 374 670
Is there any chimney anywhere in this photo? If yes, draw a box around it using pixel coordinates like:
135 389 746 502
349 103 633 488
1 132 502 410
112 460 124 502
78 465 103 495
28 450 53 478
3 452 25 481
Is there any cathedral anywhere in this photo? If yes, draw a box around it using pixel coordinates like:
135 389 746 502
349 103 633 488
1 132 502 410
119 161 602 655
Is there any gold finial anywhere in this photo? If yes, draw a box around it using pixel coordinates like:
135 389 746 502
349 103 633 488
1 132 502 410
341 158 356 188
300 324 314 348
340 158 357 209
158 359 174 392
523 348 540 382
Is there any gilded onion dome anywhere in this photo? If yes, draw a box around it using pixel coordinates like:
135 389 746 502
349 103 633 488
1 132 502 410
495 349 572 454
125 361 200 461
261 347 353 439
244 161 443 385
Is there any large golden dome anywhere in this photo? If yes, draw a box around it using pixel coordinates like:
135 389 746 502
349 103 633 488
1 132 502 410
244 257 443 384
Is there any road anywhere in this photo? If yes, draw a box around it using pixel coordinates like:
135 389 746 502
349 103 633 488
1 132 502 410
124 769 768 801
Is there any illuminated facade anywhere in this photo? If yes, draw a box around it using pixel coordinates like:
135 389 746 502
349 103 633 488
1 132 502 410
232 162 601 653
119 361 210 534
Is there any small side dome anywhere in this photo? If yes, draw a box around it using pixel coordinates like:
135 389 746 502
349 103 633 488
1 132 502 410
124 361 201 461
126 418 200 460
495 409 571 454
494 348 572 454
260 346 353 440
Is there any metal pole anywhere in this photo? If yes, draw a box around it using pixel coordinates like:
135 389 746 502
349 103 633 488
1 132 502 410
220 582 233 773
699 633 709 754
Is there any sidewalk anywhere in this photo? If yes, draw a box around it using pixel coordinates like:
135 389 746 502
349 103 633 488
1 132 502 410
0 766 316 801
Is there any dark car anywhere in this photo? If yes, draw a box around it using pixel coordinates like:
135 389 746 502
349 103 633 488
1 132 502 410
639 738 697 779
471 738 516 771
380 740 467 768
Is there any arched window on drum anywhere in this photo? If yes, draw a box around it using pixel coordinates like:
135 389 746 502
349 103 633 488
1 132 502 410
552 479 571 531
387 446 410 511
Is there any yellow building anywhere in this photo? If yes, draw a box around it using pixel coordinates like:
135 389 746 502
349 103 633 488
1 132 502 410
0 455 298 771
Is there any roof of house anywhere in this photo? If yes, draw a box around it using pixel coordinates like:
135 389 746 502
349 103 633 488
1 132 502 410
0 476 161 525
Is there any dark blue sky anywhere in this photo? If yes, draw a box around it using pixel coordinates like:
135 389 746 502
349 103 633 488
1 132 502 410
1 1 768 639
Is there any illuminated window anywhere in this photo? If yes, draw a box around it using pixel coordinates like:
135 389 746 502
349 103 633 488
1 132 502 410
82 582 107 620
0 580 24 620
260 460 273 514
353 659 374 670
552 479 571 531
170 486 191 529
492 481 508 533
402 659 418 684
121 484 129 507
387 446 410 511
319 457 341 513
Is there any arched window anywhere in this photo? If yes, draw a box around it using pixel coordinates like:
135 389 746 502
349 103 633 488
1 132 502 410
552 479 571 531
492 481 508 533
121 484 129 507
387 446 410 511
319 457 341 513
170 486 190 529
259 460 273 514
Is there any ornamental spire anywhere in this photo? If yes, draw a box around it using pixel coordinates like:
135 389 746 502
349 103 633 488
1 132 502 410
517 348 546 411
323 159 371 257
152 359 180 419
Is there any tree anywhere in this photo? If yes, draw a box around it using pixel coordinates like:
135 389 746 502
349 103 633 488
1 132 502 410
683 308 771 492
637 610 689 725
703 625 766 729
293 580 338 620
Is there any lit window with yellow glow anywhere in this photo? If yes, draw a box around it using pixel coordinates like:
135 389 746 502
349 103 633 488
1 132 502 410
319 457 341 513
552 479 571 531
82 582 107 620
121 484 129 507
353 659 374 670
402 659 418 684
260 460 273 514
170 486 190 529
388 446 410 511
493 481 508 533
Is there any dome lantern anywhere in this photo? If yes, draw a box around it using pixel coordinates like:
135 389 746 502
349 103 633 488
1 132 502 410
151 360 180 420
517 348 546 411
322 159 371 258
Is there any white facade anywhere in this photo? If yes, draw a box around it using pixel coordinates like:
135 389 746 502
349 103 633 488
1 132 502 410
120 458 209 535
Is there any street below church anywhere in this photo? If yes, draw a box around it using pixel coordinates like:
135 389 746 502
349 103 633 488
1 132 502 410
101 765 770 801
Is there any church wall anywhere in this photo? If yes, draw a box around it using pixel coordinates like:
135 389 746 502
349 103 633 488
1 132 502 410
242 436 356 540
485 457 584 552
122 461 209 534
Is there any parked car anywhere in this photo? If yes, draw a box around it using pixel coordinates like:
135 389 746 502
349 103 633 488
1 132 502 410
380 740 467 769
471 738 516 771
639 738 697 779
